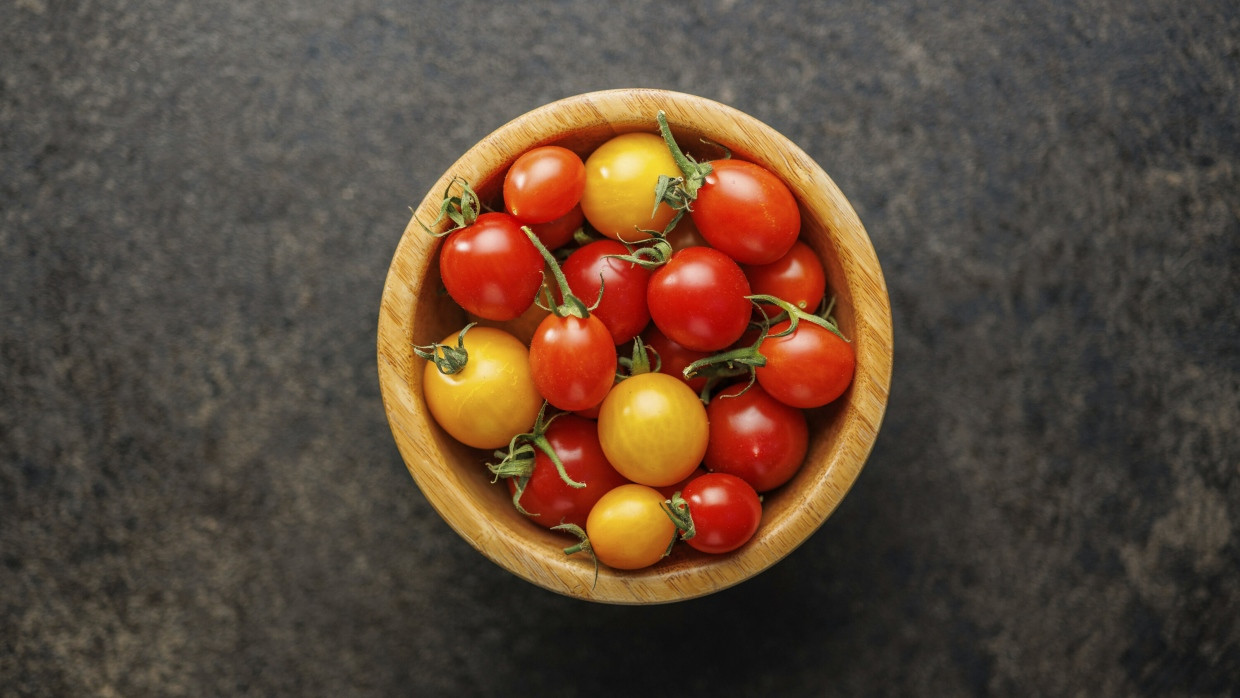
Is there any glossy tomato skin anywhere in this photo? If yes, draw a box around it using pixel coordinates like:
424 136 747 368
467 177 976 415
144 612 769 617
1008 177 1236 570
691 159 800 265
580 133 680 243
743 241 826 318
757 319 856 409
704 382 808 492
506 415 628 529
422 327 543 450
680 472 763 554
503 146 586 224
528 203 584 251
646 246 752 352
586 484 677 570
439 212 544 321
641 324 710 393
561 240 652 344
597 372 708 487
529 313 617 412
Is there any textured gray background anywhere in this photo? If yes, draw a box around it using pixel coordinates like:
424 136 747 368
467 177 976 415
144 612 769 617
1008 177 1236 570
3 1 1238 696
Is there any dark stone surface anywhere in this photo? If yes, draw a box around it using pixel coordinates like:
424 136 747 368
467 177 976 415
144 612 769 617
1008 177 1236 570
3 1 1237 695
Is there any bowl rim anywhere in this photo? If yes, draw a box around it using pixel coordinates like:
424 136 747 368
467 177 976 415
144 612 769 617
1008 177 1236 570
377 88 893 604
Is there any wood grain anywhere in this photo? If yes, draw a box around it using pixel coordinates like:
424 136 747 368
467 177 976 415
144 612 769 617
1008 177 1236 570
376 89 893 604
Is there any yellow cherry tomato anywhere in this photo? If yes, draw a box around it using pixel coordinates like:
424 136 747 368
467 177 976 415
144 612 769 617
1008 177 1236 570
597 372 709 487
586 484 677 570
579 132 680 242
422 326 542 450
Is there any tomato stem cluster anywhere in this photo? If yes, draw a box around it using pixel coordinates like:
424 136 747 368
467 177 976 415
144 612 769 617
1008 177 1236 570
489 404 586 518
412 322 475 375
417 176 482 236
654 111 712 232
662 492 696 543
601 238 673 271
615 336 658 380
524 227 596 319
683 294 850 401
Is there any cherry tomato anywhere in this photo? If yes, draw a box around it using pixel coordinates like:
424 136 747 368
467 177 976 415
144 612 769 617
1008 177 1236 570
422 327 543 449
756 319 856 409
438 212 544 321
679 472 762 554
743 241 826 318
529 313 617 411
503 146 586 224
506 415 628 529
561 240 652 344
647 246 752 352
690 159 800 265
703 382 808 492
580 132 680 243
586 484 677 570
527 203 584 251
641 324 709 393
597 372 708 487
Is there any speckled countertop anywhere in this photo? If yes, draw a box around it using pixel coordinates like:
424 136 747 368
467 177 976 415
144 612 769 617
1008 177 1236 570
2 2 1237 695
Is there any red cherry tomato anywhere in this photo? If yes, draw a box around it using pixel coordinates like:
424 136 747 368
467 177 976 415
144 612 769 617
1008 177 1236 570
646 246 752 352
503 146 586 224
506 415 628 529
528 203 584 251
529 313 617 411
690 159 800 265
561 240 652 344
704 382 808 492
438 212 544 321
756 319 856 409
679 472 763 554
743 241 826 318
641 324 709 393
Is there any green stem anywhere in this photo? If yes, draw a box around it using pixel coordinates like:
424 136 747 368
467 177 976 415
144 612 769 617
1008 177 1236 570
602 238 673 271
552 523 599 588
682 343 767 380
531 433 584 489
524 227 590 319
746 294 848 341
655 111 712 199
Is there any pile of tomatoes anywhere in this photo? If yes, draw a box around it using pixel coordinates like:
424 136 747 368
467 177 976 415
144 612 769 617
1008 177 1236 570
418 112 855 573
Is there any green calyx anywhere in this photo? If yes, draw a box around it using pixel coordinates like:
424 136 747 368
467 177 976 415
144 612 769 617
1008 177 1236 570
488 402 585 517
417 176 482 237
412 322 475 375
615 336 658 381
662 492 696 543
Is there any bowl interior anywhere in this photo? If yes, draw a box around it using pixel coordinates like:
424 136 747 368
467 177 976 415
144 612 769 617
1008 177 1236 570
377 89 892 604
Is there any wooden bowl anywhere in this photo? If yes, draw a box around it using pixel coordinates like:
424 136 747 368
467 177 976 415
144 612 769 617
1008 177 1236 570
377 89 893 604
